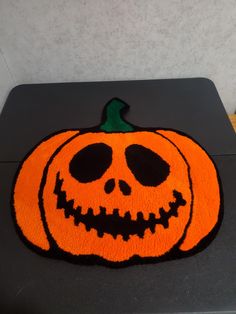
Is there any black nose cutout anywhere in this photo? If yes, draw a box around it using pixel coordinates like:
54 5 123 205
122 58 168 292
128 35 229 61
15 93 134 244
119 180 131 195
104 178 115 194
105 179 131 196
125 144 170 186
69 143 112 183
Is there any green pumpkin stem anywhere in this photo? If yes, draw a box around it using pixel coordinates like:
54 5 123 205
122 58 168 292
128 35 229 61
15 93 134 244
100 98 134 132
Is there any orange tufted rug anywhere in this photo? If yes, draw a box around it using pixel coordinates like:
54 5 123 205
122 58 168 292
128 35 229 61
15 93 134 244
12 98 223 267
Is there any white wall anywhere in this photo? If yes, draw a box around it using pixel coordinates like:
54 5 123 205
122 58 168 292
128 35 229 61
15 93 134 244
0 50 15 111
0 0 236 113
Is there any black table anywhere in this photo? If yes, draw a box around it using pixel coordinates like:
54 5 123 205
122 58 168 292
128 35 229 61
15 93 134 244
0 78 236 314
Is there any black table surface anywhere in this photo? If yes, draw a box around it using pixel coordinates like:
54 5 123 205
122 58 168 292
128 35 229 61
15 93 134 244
0 78 235 162
0 156 236 314
0 78 236 313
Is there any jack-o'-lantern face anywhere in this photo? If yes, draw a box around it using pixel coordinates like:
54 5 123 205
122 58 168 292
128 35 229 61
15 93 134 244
13 98 222 266
43 131 191 261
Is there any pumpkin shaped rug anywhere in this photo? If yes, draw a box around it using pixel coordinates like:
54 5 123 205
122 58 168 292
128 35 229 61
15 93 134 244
12 98 223 266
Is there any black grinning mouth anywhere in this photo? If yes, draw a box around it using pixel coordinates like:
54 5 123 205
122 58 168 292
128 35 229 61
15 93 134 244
53 173 186 241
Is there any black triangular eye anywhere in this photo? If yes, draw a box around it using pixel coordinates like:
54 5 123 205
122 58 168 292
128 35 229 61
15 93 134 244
69 143 112 183
125 144 170 186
